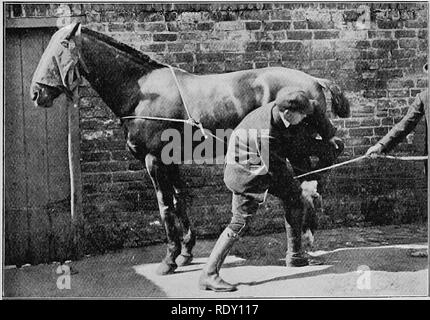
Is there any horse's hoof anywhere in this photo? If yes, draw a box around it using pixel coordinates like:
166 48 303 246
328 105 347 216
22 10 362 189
285 254 309 267
307 257 325 266
285 254 325 267
68 266 79 275
156 262 177 275
176 254 193 267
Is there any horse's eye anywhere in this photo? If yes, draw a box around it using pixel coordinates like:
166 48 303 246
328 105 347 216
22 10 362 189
61 40 69 48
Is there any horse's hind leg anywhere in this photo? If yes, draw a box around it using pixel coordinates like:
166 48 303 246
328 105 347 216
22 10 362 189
145 154 181 275
167 164 196 267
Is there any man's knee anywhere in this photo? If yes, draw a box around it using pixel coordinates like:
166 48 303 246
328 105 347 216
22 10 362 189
227 212 251 236
228 193 261 235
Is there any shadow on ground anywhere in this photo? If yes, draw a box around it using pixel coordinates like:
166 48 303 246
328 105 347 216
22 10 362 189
131 243 428 298
3 248 167 298
233 245 428 287
3 223 428 298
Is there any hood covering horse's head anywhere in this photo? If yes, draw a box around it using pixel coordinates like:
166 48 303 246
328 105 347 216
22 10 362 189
30 22 85 107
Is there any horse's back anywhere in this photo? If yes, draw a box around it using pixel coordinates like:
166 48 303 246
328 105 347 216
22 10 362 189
128 66 328 156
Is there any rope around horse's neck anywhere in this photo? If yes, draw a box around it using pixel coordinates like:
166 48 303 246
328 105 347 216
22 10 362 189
169 66 209 139
122 66 212 140
168 66 192 121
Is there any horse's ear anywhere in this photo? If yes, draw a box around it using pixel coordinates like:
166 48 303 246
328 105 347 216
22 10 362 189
65 22 81 40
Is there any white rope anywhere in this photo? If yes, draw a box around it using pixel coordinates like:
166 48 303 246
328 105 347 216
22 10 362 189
379 155 428 161
294 155 367 179
168 66 193 121
294 154 428 179
124 66 209 139
168 66 209 140
123 66 428 177
122 115 191 124
121 115 225 143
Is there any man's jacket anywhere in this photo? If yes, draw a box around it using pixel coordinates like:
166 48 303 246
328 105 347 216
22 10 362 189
379 89 428 153
224 101 336 195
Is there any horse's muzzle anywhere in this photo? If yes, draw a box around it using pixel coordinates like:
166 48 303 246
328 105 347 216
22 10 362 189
31 90 38 102
32 91 54 108
30 83 59 108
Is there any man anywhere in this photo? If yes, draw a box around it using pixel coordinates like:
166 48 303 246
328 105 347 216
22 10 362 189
198 87 343 292
366 63 428 258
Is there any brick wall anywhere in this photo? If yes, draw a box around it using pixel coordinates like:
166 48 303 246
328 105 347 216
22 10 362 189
6 3 428 254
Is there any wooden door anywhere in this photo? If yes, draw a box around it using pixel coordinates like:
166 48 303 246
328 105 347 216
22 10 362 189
4 28 73 265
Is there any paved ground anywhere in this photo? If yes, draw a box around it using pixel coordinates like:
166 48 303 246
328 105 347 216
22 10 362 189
3 224 428 298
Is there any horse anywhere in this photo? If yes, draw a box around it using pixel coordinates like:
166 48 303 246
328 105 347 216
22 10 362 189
30 23 350 275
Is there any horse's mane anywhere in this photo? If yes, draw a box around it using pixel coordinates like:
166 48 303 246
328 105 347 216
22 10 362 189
82 27 166 69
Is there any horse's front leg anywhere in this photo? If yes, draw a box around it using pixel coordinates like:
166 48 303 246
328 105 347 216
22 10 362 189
167 164 196 267
145 154 181 275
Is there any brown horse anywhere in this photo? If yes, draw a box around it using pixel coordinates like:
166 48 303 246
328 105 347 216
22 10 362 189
30 23 350 275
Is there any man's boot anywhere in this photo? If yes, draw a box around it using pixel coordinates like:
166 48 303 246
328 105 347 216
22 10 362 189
199 227 238 292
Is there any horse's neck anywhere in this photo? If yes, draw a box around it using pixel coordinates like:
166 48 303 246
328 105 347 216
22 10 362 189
79 33 160 117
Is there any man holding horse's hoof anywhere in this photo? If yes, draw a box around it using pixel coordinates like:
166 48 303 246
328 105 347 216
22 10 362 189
198 88 341 292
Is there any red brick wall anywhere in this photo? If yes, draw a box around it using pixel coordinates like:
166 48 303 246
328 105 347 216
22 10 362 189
6 3 428 254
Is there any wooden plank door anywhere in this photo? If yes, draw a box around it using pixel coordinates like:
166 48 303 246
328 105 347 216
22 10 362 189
4 28 73 265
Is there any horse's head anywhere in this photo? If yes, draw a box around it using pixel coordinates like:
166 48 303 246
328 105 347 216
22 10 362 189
30 22 83 108
300 180 322 251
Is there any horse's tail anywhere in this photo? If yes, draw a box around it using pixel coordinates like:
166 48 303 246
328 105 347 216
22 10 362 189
314 77 350 118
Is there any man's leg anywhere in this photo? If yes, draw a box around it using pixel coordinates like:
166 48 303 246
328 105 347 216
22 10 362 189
199 192 261 292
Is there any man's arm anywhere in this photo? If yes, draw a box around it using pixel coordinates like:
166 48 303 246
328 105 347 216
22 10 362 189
308 105 337 141
304 102 341 151
378 92 426 153
366 90 427 157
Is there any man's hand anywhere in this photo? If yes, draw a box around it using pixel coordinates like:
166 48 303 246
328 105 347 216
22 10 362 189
328 136 342 150
366 143 384 158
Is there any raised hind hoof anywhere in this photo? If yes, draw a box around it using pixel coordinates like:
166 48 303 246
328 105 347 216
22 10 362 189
156 262 177 275
176 254 193 267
